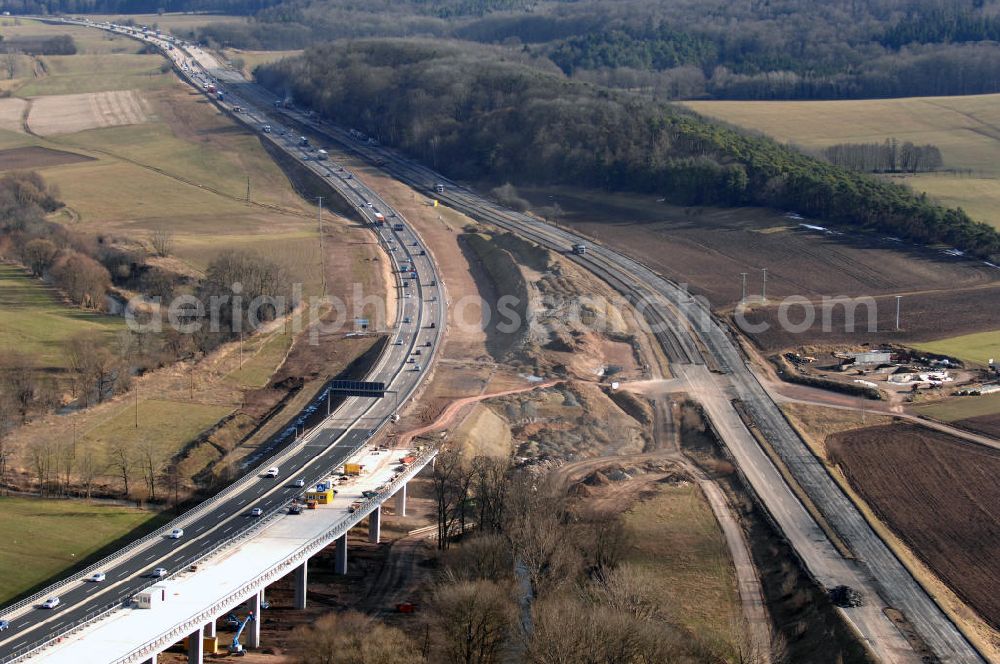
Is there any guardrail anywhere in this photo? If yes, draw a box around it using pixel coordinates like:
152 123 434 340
3 21 444 664
108 445 438 664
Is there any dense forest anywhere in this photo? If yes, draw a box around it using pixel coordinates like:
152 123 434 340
256 40 1000 260
197 0 1000 99
13 0 1000 99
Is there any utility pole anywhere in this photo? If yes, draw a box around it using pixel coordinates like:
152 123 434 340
895 295 902 331
134 384 139 429
761 267 767 303
740 273 748 304
239 332 244 369
245 176 251 203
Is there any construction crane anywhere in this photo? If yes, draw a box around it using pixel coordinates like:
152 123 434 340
229 612 255 656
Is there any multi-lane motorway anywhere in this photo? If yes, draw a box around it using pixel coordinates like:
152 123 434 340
4 17 987 664
217 60 985 664
0 22 445 663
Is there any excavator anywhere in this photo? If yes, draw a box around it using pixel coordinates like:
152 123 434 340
229 612 255 656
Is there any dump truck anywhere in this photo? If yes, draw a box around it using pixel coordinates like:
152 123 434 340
374 212 385 225
572 243 587 255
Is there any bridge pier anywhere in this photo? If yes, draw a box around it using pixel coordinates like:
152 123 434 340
144 655 157 664
248 590 262 648
294 560 308 609
395 482 407 517
335 533 348 574
369 505 381 544
204 620 216 638
187 627 204 664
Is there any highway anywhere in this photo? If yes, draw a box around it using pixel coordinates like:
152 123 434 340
0 21 445 664
7 18 985 664
195 60 988 664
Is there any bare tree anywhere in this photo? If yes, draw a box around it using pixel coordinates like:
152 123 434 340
149 228 175 258
4 50 18 79
67 334 126 405
0 395 13 494
21 238 59 276
0 352 38 422
57 438 76 495
472 455 513 533
582 511 631 576
108 441 133 498
159 461 185 512
431 447 473 550
425 578 516 664
288 610 420 664
504 477 582 598
138 439 163 502
441 533 514 582
27 438 55 496
78 449 100 500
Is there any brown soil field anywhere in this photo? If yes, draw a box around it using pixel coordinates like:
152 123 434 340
741 286 1000 352
0 98 27 133
827 423 1000 630
521 186 1000 351
27 90 153 136
533 187 998 304
952 413 1000 440
0 145 93 170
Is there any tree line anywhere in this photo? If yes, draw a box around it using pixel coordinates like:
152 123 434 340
0 34 76 55
0 172 296 497
256 40 1000 260
822 139 943 173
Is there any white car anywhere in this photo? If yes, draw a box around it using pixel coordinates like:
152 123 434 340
169 528 184 539
86 572 106 583
152 568 167 578
40 598 60 609
294 478 305 487
265 467 279 478
250 507 264 517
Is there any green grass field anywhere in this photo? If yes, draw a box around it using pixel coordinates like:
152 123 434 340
684 94 1000 230
624 483 740 656
916 392 1000 422
913 330 1000 366
17 53 173 97
0 265 122 369
80 398 232 460
0 497 164 604
86 12 243 33
0 18 145 55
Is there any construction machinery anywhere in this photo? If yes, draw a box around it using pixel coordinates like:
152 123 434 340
229 612 255 655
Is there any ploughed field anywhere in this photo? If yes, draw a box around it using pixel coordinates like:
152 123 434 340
0 145 93 170
740 286 1000 352
827 424 1000 630
530 187 1000 352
